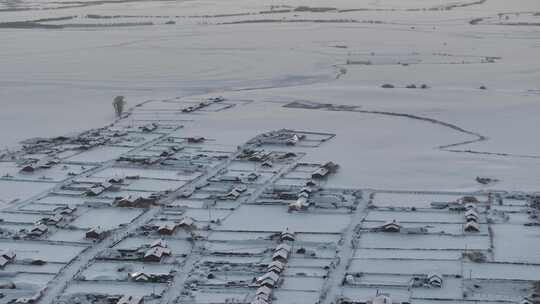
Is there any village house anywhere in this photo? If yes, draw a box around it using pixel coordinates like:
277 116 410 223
143 246 172 262
288 196 309 212
311 167 329 179
86 226 107 239
261 160 273 168
0 256 10 268
267 260 285 274
115 195 157 208
140 123 158 132
255 286 272 301
251 298 270 304
272 248 290 263
322 161 339 173
280 228 295 242
256 271 280 288
178 216 196 229
427 272 443 288
150 238 168 249
464 221 480 232
129 272 151 282
372 294 393 304
381 220 401 233
41 213 63 225
187 136 205 143
54 206 76 215
1 250 16 261
85 181 112 196
465 209 479 222
117 295 143 304
28 224 48 237
157 223 178 235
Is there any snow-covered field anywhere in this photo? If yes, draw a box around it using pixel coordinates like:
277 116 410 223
1 1 540 304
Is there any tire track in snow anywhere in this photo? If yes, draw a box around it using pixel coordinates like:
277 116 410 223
284 102 540 159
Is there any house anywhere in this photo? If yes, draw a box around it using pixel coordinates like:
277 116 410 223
280 228 295 242
465 209 479 222
322 161 339 173
14 291 43 304
20 164 36 173
42 213 63 225
157 224 177 235
129 272 151 282
305 180 317 187
256 271 280 288
464 221 480 232
86 227 107 239
460 196 479 203
243 172 260 182
1 250 16 261
187 137 205 143
251 298 270 304
255 286 272 300
115 195 156 208
272 249 289 263
143 246 171 262
117 295 143 304
521 298 534 304
86 185 106 196
150 239 168 249
223 188 243 200
55 206 76 215
381 220 401 232
275 243 291 253
427 272 443 288
178 217 195 229
288 197 309 212
28 224 48 237
261 161 273 168
108 177 124 184
0 256 10 268
297 191 309 199
372 294 392 304
311 167 329 179
267 260 285 274
140 123 158 132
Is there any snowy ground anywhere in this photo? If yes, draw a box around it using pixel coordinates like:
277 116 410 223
1 1 540 304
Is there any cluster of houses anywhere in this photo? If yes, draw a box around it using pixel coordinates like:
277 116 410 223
251 129 306 146
181 97 224 113
38 205 77 226
218 185 248 201
19 157 60 173
142 239 172 262
410 272 443 288
152 216 196 235
115 194 158 208
464 207 480 232
251 228 296 304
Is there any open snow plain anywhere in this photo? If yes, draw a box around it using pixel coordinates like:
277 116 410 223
1 0 540 304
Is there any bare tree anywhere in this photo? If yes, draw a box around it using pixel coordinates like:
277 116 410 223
112 96 126 117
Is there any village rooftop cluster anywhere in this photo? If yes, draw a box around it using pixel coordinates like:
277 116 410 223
1 96 539 304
